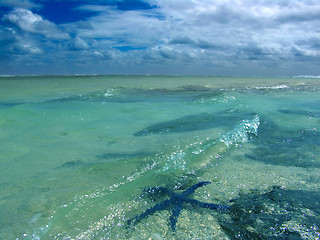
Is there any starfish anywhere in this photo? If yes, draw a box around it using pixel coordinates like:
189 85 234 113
127 181 230 231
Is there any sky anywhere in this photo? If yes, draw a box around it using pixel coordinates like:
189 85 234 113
0 0 319 76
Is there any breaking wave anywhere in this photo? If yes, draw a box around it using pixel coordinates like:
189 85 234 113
293 75 320 79
249 85 289 90
162 115 261 170
220 115 260 147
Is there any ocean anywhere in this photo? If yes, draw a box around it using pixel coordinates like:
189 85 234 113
0 75 319 239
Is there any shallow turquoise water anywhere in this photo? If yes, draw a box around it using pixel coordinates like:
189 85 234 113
0 76 319 239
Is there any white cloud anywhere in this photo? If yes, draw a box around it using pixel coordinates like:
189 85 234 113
76 7 168 48
72 36 90 50
0 0 38 9
1 0 319 75
13 41 42 54
3 9 69 39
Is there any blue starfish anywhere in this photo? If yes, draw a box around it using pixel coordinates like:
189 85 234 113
127 181 230 231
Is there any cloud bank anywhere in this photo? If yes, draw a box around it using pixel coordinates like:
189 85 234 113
0 0 319 75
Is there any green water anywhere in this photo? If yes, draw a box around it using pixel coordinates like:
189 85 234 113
0 76 319 239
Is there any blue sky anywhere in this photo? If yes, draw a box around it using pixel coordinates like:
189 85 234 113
0 0 319 76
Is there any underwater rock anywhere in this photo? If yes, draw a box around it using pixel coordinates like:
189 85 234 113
219 186 320 239
96 151 153 160
134 111 256 136
49 86 221 104
246 118 320 168
54 160 83 169
279 109 320 118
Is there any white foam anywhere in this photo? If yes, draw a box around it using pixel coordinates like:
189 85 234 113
220 115 260 147
104 90 114 97
0 75 16 77
251 85 289 90
293 75 320 79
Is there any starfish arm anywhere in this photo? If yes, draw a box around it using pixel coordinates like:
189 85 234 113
169 200 182 231
183 181 211 196
128 181 229 231
128 199 172 225
184 198 230 212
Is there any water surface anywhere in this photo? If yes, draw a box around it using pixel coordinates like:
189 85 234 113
0 75 319 239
